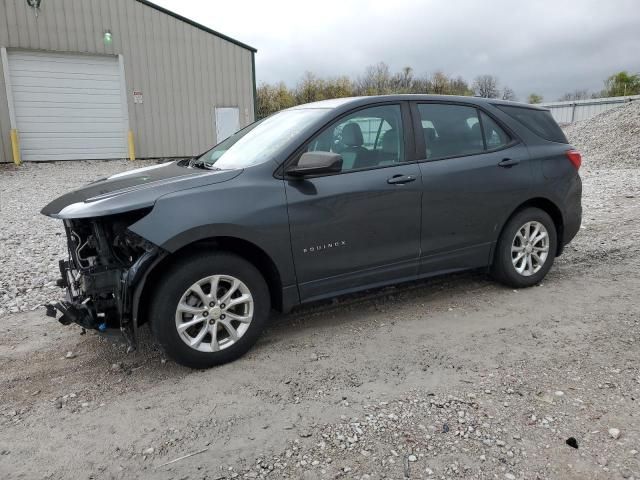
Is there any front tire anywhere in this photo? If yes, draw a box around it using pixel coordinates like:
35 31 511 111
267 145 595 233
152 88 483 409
150 252 270 369
492 207 557 288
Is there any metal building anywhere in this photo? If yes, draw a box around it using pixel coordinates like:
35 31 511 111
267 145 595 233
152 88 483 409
0 0 257 163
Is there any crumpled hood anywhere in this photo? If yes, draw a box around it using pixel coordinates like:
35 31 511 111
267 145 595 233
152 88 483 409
41 161 242 219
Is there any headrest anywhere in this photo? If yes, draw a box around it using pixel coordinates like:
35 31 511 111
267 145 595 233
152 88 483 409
381 129 399 154
423 127 436 143
342 123 364 147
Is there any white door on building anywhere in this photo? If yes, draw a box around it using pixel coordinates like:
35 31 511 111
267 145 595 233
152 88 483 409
6 51 128 161
215 107 240 143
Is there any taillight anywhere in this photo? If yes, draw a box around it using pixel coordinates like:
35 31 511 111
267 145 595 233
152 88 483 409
566 149 582 170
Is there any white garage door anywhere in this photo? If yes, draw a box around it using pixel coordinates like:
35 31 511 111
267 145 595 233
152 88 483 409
7 51 128 161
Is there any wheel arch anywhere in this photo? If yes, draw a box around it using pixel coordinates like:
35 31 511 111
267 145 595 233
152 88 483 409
495 197 565 259
135 236 285 328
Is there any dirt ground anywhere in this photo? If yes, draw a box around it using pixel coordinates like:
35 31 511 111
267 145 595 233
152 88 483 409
1 163 639 480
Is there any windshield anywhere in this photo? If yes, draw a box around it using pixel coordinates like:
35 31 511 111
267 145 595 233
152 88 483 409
197 108 327 169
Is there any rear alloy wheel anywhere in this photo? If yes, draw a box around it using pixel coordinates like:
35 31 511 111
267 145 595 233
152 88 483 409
150 252 270 368
492 208 557 288
510 221 550 277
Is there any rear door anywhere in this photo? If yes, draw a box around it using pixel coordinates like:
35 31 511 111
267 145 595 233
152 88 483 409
411 102 532 273
285 103 422 301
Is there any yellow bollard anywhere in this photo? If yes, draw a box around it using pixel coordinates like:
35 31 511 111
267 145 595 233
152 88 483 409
10 129 21 166
128 130 136 161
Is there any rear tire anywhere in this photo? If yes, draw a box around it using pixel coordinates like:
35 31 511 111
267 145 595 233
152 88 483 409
149 252 270 369
492 207 557 288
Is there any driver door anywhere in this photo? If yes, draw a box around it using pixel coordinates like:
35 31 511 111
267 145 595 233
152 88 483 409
284 103 423 301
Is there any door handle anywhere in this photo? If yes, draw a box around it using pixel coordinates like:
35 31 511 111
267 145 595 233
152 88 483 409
498 158 520 168
387 174 416 185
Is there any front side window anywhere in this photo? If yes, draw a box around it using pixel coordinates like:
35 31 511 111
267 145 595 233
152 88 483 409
306 105 405 172
418 104 484 159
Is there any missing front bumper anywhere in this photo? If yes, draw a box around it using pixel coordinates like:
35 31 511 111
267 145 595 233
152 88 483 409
47 249 162 351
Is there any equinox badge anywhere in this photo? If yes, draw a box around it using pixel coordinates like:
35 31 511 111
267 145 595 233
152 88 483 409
303 240 347 254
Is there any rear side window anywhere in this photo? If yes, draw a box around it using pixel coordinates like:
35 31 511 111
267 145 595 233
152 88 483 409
480 111 510 150
417 104 484 159
496 105 567 143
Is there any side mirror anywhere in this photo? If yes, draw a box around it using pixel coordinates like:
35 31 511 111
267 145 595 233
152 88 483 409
285 152 343 177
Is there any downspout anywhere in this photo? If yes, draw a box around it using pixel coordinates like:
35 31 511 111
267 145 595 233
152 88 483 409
251 51 257 121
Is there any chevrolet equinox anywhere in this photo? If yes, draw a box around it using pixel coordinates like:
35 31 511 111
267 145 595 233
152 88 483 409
42 95 582 368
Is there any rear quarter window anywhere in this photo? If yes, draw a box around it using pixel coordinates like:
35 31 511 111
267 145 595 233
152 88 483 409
496 105 568 144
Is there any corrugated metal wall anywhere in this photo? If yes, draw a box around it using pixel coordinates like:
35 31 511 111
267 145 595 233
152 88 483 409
0 0 256 163
539 95 640 124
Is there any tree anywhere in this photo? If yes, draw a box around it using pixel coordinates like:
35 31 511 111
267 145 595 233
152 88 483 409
391 66 414 93
501 86 517 101
256 81 296 119
255 65 483 118
295 72 326 104
449 76 473 96
408 73 427 94
602 71 640 97
428 71 452 95
473 74 500 98
355 62 393 96
528 93 543 104
557 89 591 101
321 76 354 99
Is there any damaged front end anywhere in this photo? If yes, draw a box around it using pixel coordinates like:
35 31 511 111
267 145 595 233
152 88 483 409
47 209 165 350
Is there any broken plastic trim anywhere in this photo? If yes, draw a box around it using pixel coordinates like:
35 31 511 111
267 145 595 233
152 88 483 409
50 301 95 329
48 243 164 351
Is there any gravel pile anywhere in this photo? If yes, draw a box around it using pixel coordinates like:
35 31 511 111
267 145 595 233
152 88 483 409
0 160 156 315
563 100 640 169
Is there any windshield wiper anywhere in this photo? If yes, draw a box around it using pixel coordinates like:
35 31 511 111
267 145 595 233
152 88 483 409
189 158 220 170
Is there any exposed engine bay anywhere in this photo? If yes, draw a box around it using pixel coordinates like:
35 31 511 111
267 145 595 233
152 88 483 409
47 209 164 349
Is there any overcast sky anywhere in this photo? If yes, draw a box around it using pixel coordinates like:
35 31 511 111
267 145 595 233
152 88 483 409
154 0 640 101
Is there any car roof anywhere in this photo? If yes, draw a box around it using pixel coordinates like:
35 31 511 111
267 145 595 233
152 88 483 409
290 95 548 111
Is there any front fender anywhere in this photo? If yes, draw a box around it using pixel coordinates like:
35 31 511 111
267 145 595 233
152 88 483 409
127 172 297 288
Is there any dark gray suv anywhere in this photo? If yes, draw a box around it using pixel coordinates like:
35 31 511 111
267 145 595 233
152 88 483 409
42 95 582 368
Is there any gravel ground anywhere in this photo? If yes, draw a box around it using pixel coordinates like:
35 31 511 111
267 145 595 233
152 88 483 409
0 106 639 479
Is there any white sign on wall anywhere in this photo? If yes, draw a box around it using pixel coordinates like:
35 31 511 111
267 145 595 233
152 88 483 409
133 90 143 104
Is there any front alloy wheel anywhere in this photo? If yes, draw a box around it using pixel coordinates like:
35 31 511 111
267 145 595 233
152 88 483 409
176 275 254 353
150 252 270 368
